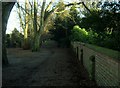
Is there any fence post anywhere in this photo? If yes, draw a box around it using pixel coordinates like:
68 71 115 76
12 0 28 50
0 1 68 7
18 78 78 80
76 47 79 59
89 55 95 81
81 49 83 65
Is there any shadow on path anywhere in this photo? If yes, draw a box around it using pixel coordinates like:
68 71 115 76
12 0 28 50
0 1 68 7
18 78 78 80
2 40 97 87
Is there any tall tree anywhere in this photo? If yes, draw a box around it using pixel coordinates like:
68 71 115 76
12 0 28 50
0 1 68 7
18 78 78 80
32 0 38 51
23 0 30 49
32 0 55 51
17 0 31 49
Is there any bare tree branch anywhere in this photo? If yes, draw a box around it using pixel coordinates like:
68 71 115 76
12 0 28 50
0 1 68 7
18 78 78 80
65 2 91 13
81 2 91 13
16 2 25 30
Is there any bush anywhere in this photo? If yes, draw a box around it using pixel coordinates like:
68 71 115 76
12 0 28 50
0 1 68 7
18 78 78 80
70 25 88 42
6 28 23 48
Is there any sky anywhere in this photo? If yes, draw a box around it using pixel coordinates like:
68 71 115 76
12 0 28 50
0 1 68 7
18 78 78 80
6 5 20 34
6 0 76 34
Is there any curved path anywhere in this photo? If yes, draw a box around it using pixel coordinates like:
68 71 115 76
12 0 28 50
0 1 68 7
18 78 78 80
2 41 96 87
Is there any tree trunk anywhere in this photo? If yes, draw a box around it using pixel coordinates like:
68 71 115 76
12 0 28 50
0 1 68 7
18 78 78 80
32 33 41 51
2 2 15 65
38 0 46 47
32 0 38 51
23 0 30 50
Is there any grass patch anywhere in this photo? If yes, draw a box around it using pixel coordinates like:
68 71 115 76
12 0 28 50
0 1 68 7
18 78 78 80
86 44 120 60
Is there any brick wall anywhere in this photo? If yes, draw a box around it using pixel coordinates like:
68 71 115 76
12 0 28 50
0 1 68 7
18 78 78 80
71 42 120 87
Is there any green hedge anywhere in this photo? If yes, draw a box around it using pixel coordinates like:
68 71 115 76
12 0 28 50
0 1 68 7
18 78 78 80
86 43 120 60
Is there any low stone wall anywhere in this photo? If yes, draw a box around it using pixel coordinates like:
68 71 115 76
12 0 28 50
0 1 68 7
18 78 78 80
71 42 120 87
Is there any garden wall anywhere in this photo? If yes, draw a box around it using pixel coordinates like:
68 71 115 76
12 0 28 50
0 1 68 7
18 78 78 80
71 42 120 87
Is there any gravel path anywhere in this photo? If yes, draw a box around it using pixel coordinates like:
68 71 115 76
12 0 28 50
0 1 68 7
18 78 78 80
2 41 96 87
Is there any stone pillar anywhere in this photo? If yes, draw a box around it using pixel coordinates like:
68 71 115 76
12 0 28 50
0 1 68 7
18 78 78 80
90 55 95 81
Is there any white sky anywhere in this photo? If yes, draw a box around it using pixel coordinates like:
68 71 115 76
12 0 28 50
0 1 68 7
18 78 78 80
7 5 20 34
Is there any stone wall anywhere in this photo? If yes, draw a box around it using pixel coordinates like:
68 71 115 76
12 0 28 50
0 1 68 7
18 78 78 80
0 2 2 87
71 42 120 87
